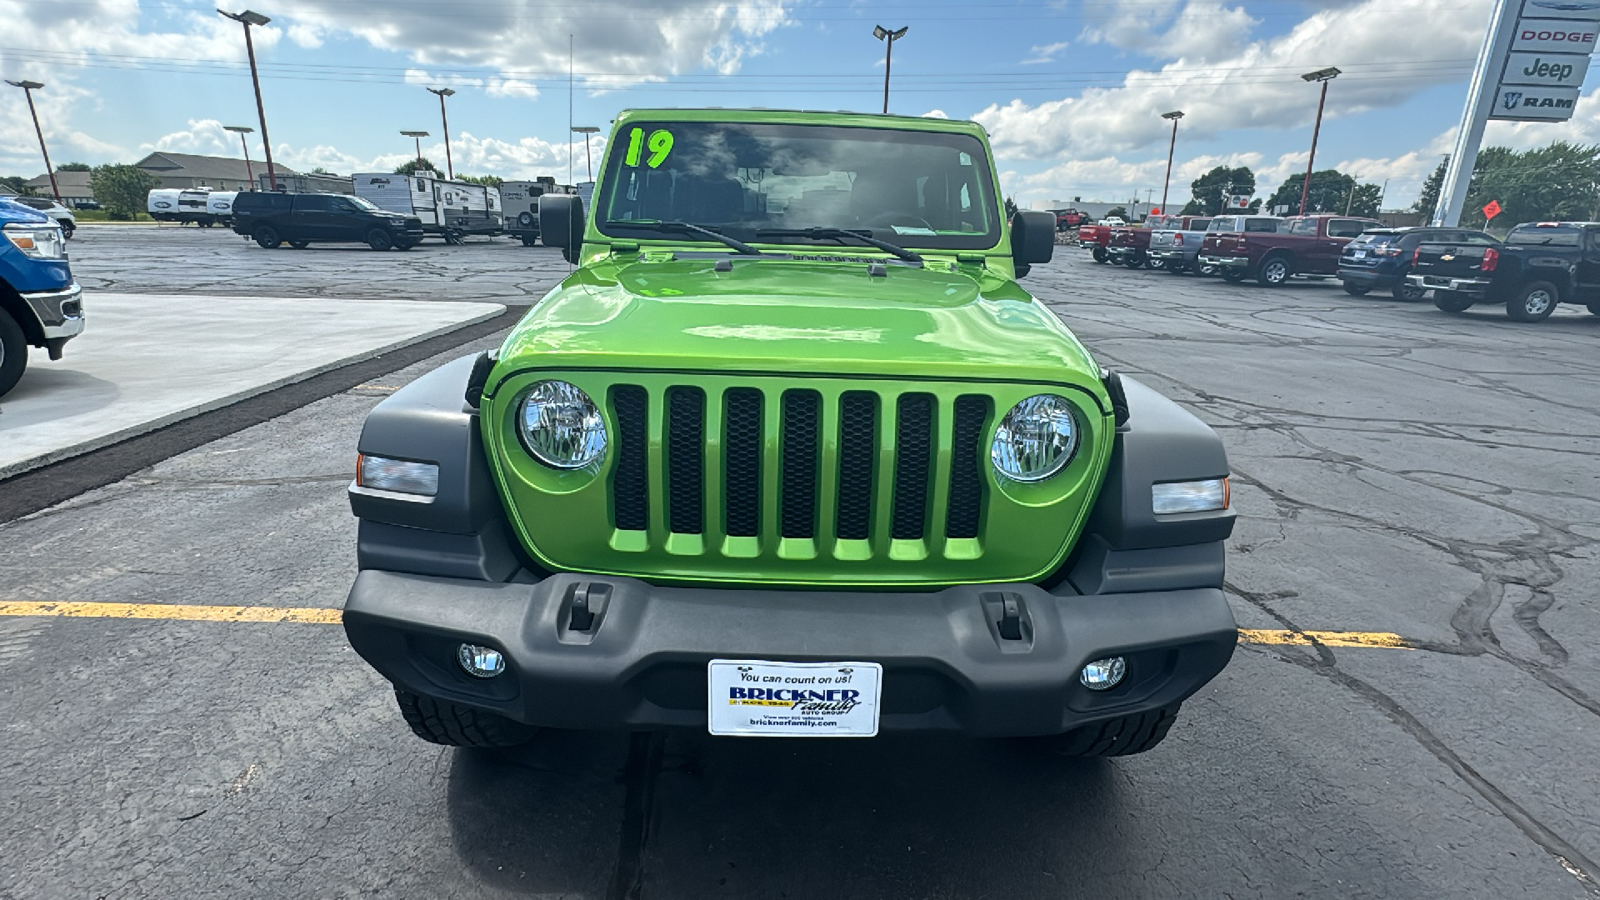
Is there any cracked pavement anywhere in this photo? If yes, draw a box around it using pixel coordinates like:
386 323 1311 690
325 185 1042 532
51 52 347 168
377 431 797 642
0 236 1597 898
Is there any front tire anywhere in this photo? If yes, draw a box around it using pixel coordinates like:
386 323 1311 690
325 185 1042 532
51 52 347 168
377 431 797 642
1149 256 1166 271
394 690 537 748
1257 255 1292 286
0 310 27 399
288 240 310 250
1122 250 1146 269
61 222 75 239
254 226 282 249
1092 247 1108 263
1392 275 1427 302
367 229 394 252
1342 282 1370 296
1043 705 1180 757
1507 281 1558 322
1434 291 1475 313
1220 268 1245 283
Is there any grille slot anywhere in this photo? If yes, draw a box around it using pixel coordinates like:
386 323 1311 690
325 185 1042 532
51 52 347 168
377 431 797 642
666 387 705 534
891 393 935 540
723 388 763 537
780 390 821 539
611 385 649 531
946 395 989 539
835 392 878 540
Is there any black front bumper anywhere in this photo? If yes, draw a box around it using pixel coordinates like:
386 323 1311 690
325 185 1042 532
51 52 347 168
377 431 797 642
344 570 1237 737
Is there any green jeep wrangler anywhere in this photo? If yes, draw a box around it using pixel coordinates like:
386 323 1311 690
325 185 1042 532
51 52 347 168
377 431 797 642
343 108 1237 756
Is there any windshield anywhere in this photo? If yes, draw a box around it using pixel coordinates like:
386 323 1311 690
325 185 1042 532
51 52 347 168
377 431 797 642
596 120 1001 251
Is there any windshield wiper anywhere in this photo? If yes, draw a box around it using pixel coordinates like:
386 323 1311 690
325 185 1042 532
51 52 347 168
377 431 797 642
604 219 765 256
755 227 923 264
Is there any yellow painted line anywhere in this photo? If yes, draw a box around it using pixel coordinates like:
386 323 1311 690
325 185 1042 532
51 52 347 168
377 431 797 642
0 601 1416 649
0 601 343 624
1239 628 1415 650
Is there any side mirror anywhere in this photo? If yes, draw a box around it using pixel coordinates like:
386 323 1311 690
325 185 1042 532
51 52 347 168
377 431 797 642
1010 210 1055 277
539 195 585 263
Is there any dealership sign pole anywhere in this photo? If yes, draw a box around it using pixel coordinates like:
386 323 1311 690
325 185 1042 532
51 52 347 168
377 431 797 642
1433 0 1597 226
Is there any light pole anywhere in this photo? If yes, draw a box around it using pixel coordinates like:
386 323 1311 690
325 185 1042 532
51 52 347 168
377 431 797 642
6 80 58 203
400 130 430 171
1160 110 1184 215
217 9 278 191
427 87 456 180
1298 67 1340 216
571 126 600 182
872 25 908 115
223 125 255 188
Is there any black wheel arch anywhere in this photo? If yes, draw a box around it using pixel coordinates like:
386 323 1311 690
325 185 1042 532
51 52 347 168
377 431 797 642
0 279 46 346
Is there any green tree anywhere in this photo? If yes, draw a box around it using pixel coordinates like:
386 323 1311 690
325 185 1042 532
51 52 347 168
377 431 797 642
90 164 161 219
459 174 504 188
57 162 91 172
1411 157 1448 220
393 157 438 176
1265 169 1381 216
0 175 31 195
1460 141 1600 229
1103 206 1129 221
311 166 333 175
1180 165 1257 215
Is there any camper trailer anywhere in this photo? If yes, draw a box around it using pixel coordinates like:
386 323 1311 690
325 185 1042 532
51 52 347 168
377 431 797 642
354 172 502 243
147 188 230 226
501 177 572 246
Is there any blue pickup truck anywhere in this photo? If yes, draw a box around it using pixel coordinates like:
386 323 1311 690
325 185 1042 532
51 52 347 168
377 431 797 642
1 198 84 397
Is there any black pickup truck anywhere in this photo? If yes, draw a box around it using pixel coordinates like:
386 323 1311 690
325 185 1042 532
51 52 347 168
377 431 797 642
1410 222 1600 321
232 191 425 251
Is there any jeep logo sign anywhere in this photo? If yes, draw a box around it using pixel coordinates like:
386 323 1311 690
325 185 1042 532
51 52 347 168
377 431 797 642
1510 18 1600 52
1502 51 1592 86
1489 84 1582 120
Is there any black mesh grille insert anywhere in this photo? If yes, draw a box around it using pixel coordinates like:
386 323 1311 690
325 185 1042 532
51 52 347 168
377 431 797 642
612 385 649 531
780 390 821 539
666 387 705 534
946 395 988 539
723 388 763 537
835 392 878 540
891 393 934 540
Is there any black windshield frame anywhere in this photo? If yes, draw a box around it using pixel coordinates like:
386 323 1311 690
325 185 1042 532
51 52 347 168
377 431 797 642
594 121 1003 252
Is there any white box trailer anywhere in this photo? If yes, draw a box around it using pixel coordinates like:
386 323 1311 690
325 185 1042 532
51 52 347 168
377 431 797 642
147 188 231 226
354 172 501 242
501 178 572 246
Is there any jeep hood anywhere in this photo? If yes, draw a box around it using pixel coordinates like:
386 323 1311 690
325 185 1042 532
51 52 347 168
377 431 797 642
493 256 1105 394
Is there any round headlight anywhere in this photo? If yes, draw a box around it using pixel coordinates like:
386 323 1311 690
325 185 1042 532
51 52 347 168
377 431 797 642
991 394 1079 482
518 380 607 469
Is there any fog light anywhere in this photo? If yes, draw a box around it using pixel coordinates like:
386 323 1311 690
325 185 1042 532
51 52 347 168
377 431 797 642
1080 656 1126 691
358 453 440 496
1152 477 1229 515
457 643 506 679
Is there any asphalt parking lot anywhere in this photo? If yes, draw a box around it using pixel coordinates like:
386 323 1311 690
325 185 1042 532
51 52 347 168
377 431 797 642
3 226 1599 899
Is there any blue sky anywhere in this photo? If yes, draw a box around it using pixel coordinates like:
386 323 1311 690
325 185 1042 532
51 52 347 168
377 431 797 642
3 0 1597 209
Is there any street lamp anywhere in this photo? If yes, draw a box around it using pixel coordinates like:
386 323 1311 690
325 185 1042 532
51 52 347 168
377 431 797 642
1298 67 1340 216
571 126 600 182
400 130 430 171
217 9 279 191
1159 110 1184 215
872 25 908 115
5 80 58 203
427 87 456 180
223 125 255 188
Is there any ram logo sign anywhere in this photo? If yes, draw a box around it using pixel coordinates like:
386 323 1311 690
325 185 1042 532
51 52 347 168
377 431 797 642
1490 85 1581 120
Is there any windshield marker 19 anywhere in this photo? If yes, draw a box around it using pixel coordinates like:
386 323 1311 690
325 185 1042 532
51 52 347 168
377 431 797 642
623 127 674 169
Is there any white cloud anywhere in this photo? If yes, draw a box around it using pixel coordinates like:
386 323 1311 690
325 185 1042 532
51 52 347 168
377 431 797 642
976 0 1489 161
921 109 950 119
1022 41 1071 65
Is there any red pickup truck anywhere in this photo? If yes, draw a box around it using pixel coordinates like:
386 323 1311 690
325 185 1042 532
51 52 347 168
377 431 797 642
1106 215 1181 269
1199 214 1380 286
1077 223 1114 263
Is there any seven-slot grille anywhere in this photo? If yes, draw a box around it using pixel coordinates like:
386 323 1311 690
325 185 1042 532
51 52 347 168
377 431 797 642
608 384 992 553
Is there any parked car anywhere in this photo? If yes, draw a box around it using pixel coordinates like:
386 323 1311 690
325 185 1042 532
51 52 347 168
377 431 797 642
0 198 84 397
1200 214 1379 286
1409 221 1600 322
1053 208 1086 231
1340 227 1496 301
1100 216 1126 227
231 191 424 251
9 196 76 238
1149 216 1214 274
1076 222 1114 262
341 107 1238 758
1106 214 1179 269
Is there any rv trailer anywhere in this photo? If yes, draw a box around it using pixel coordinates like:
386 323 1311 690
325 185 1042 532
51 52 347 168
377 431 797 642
354 172 502 243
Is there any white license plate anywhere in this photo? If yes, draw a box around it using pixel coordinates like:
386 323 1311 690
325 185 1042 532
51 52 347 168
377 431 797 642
707 659 883 737
1351 250 1366 259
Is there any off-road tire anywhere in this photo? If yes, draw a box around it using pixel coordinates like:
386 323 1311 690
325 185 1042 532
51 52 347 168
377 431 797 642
289 240 310 250
1392 275 1427 302
0 310 27 399
1045 705 1180 757
394 690 537 748
1342 282 1370 296
254 226 282 249
1507 281 1558 322
1257 254 1292 287
1092 247 1108 263
1434 291 1475 313
367 229 394 252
